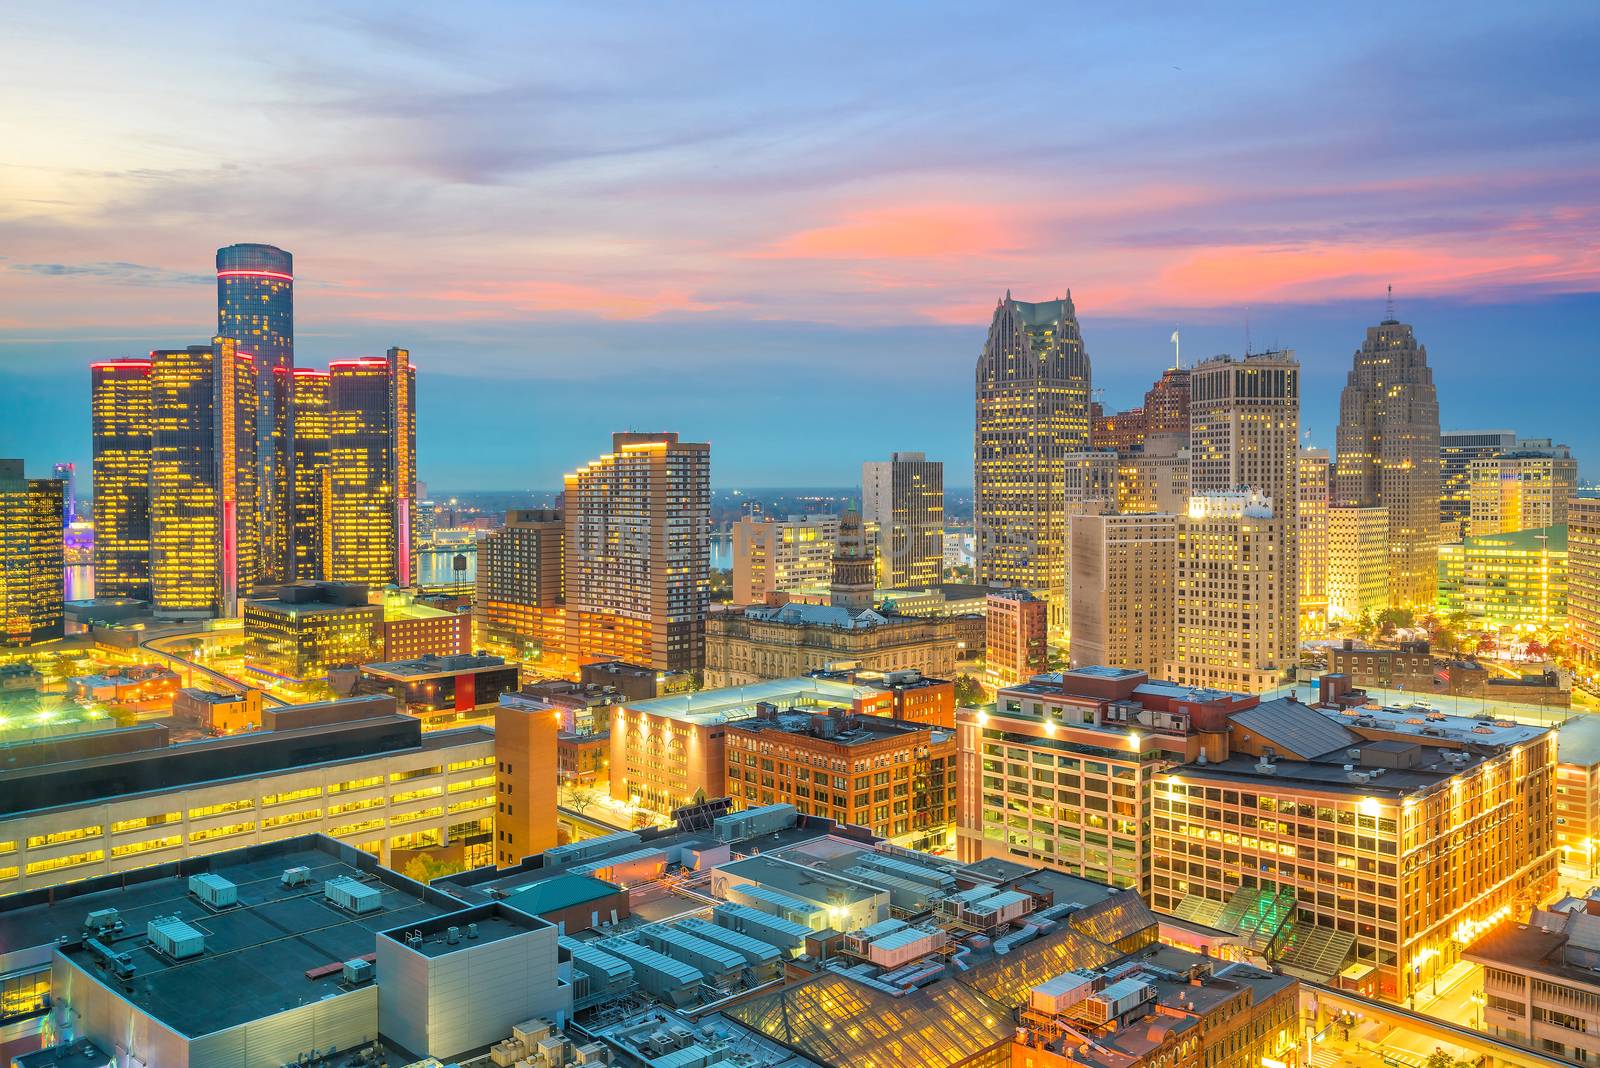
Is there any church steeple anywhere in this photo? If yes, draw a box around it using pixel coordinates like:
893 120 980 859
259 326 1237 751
830 511 875 615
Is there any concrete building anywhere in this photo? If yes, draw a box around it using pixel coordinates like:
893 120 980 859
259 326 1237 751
862 452 944 590
986 589 1049 685
1068 512 1176 678
1298 447 1331 629
1327 505 1389 621
1438 525 1567 629
1334 307 1442 608
1470 447 1579 536
0 696 496 893
1166 492 1293 694
731 512 838 605
1467 902 1600 1064
474 508 566 659
1440 429 1516 533
564 432 711 674
975 292 1093 634
1572 498 1600 683
358 653 522 725
0 460 64 647
1556 716 1600 877
493 692 560 866
1116 433 1190 516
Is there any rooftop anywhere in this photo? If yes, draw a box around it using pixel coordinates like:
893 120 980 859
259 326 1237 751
1560 715 1600 768
360 652 516 679
622 676 881 726
726 710 947 747
378 900 550 958
502 873 623 916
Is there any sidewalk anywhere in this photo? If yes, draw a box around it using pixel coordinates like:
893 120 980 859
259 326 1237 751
1410 959 1476 1015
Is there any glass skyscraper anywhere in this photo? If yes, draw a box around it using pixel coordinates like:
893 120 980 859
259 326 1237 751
327 347 416 587
216 242 293 584
91 358 154 600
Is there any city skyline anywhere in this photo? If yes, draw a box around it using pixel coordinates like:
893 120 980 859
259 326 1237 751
2 3 1598 487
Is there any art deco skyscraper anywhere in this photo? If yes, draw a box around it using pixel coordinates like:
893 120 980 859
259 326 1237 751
1334 305 1442 607
861 451 943 588
288 368 330 581
564 432 710 673
1297 447 1330 629
216 243 293 582
91 357 153 601
0 460 64 646
327 348 417 587
148 338 259 618
974 291 1092 633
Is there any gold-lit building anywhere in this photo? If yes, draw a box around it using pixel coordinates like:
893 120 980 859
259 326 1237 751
1469 449 1578 536
1571 498 1600 681
1469 904 1600 1065
975 293 1092 634
1068 511 1176 677
328 348 417 587
1297 447 1330 628
564 432 710 673
148 338 258 619
1555 716 1600 876
1327 505 1388 621
1116 433 1190 516
0 460 65 646
1437 525 1567 629
986 589 1049 685
474 509 567 660
90 358 153 601
494 692 560 866
244 583 383 679
1166 493 1293 694
731 513 838 605
861 452 943 590
288 367 331 581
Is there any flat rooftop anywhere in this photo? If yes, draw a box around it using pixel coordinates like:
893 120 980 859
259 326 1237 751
622 676 879 726
380 901 549 958
360 653 516 680
1168 753 1461 797
727 711 945 746
4 836 465 1038
1328 702 1549 748
717 853 884 907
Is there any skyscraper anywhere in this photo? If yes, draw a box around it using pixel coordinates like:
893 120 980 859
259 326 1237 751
974 291 1092 633
90 358 153 601
475 508 566 658
731 513 838 604
148 338 258 618
1297 447 1330 629
1327 505 1389 621
861 451 943 589
0 459 65 646
288 368 330 581
1569 498 1600 683
1468 448 1579 536
51 463 76 526
327 347 417 587
1069 511 1176 677
216 243 294 583
1440 430 1516 535
563 432 710 673
1334 307 1442 607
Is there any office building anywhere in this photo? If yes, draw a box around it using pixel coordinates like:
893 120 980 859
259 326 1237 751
1555 716 1600 875
564 432 710 673
1571 498 1600 680
1469 903 1600 1065
862 452 944 589
725 707 956 849
1091 402 1144 453
148 338 258 618
245 581 383 678
986 589 1049 685
1441 429 1516 532
1069 512 1176 677
216 242 295 583
1298 447 1330 628
358 653 521 724
0 460 64 647
1153 701 1556 999
975 292 1092 633
474 508 566 658
731 512 838 604
288 366 330 580
1438 525 1567 629
327 348 417 587
1470 447 1578 536
50 463 74 526
1327 639 1569 708
1334 308 1442 607
1327 505 1389 621
1166 493 1293 694
89 358 153 601
493 692 560 865
1116 433 1190 515
1143 365 1191 437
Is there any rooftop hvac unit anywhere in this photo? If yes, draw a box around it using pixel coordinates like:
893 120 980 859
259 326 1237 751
281 866 312 888
324 875 383 914
342 958 375 984
512 1018 555 1046
574 1042 612 1064
189 873 238 908
147 915 206 959
83 908 122 934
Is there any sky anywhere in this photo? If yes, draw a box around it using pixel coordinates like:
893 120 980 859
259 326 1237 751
1 2 1597 491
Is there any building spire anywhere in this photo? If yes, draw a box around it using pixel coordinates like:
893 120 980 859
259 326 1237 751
1384 284 1396 324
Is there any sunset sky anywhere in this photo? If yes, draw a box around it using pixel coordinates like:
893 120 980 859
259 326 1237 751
1 2 1596 489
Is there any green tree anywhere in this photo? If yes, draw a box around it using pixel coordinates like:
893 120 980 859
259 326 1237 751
953 674 987 706
402 854 464 885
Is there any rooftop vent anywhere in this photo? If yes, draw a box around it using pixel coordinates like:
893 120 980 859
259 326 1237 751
281 866 311 888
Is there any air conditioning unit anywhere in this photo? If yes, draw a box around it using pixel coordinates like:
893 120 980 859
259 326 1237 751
147 916 205 959
189 874 238 908
342 959 375 984
83 908 121 934
281 866 312 888
324 876 382 914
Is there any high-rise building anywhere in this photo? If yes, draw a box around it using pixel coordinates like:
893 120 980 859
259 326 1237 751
287 367 330 580
1116 433 1190 515
1571 498 1600 682
1468 448 1579 536
986 589 1049 685
216 243 294 583
975 292 1092 633
494 693 560 865
1068 511 1176 677
148 339 258 619
861 452 943 589
1326 505 1390 621
1297 447 1330 628
0 459 65 645
564 432 710 673
1438 525 1567 629
327 348 417 587
51 462 76 526
731 513 838 604
1440 429 1516 533
1334 309 1442 607
90 357 153 601
475 509 566 658
1167 492 1292 693
1142 365 1191 437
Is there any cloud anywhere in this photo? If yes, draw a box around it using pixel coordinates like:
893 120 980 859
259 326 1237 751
7 261 213 286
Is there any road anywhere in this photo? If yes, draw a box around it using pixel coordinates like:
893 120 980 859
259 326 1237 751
139 630 290 707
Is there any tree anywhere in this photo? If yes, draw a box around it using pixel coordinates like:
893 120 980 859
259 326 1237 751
1378 607 1415 631
561 782 598 815
402 854 464 885
1353 609 1377 640
953 674 987 706
1525 639 1548 660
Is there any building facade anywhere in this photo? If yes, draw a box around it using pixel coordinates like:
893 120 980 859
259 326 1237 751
1326 505 1389 622
1571 498 1600 681
1117 433 1190 516
1298 447 1330 629
1068 512 1176 677
731 513 838 605
0 460 64 646
1333 311 1442 608
1438 525 1568 629
244 582 383 678
986 589 1049 686
90 358 153 601
1469 905 1600 1065
862 452 944 589
494 692 560 865
705 605 981 689
327 348 417 587
1469 449 1579 536
475 509 566 658
975 293 1092 633
1440 429 1516 533
288 366 330 580
564 432 710 674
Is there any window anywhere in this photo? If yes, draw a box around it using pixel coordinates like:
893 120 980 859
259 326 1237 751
26 825 102 849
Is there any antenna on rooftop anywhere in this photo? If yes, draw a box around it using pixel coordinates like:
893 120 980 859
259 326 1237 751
1244 309 1252 355
1385 284 1396 323
1170 328 1181 369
